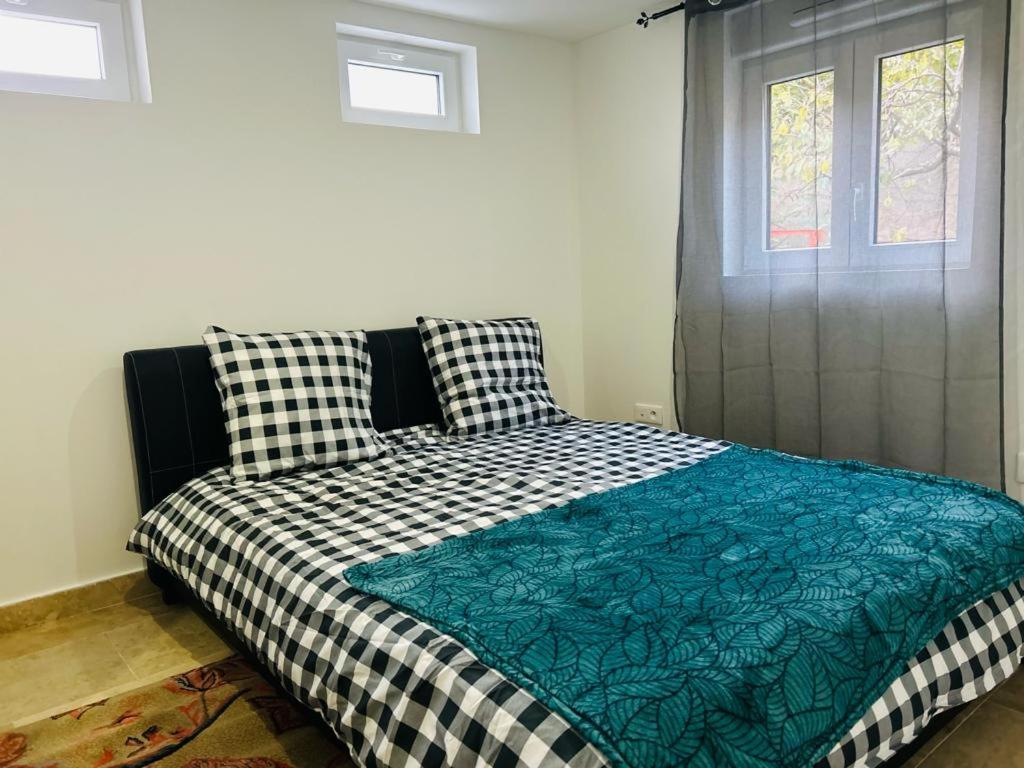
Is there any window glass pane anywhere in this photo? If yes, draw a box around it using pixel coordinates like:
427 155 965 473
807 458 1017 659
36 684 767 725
768 71 834 251
348 62 441 116
876 40 964 245
0 13 103 79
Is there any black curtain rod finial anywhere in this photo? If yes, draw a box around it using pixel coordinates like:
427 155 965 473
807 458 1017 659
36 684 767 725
637 0 743 27
637 2 685 29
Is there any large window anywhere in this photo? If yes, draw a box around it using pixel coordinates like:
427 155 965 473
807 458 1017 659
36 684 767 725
732 1 981 274
0 0 148 102
336 25 479 134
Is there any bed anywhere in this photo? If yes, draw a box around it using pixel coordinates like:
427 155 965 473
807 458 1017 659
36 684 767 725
123 327 1024 768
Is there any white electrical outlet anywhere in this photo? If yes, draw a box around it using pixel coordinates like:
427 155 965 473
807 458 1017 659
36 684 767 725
634 403 664 426
1017 452 1024 485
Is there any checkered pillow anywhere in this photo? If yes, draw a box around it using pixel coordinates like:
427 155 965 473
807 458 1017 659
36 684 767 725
417 316 573 436
203 327 389 481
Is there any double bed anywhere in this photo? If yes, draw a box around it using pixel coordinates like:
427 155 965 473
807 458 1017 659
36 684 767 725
124 327 1024 768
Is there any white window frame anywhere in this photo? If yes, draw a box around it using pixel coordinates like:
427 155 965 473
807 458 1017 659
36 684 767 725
336 26 479 134
0 0 134 101
727 0 986 276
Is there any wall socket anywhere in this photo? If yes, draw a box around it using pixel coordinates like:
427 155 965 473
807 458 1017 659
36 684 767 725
634 403 664 426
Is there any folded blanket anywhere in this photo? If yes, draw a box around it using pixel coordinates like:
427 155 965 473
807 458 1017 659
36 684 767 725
346 446 1024 768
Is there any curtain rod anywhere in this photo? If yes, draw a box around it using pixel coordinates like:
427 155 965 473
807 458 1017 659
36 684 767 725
637 0 739 27
636 2 685 28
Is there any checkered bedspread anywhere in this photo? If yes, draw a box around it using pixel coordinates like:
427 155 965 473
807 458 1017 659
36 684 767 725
127 421 1024 768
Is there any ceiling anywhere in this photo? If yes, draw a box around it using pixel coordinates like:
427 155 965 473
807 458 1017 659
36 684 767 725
356 0 655 42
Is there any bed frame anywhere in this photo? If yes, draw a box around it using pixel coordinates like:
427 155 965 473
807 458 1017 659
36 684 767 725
122 326 955 768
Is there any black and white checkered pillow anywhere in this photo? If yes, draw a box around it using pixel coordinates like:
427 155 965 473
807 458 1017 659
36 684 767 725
203 327 389 481
417 316 572 436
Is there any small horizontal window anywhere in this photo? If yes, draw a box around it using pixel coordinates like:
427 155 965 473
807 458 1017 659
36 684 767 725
336 24 479 134
347 62 442 116
0 14 103 79
0 0 150 102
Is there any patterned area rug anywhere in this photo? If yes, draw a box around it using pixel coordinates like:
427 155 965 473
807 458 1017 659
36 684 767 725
0 656 351 768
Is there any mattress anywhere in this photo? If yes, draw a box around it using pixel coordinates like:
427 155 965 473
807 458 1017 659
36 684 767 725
128 420 1024 768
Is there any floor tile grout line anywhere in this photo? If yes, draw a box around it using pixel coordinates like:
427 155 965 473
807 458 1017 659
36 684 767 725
0 600 177 666
983 699 1024 717
4 675 164 729
0 590 162 639
105 630 143 681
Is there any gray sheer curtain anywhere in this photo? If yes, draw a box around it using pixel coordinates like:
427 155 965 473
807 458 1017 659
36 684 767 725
674 0 1009 488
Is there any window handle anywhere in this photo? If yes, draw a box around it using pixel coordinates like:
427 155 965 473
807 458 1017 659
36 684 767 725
853 184 864 223
377 48 407 62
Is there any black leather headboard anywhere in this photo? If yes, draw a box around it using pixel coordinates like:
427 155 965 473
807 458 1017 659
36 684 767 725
123 327 443 515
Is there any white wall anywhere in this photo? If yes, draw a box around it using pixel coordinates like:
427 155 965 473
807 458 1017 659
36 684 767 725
574 17 685 426
0 0 583 605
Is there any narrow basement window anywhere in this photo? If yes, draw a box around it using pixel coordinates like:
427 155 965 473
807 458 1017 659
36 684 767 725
347 62 442 116
336 24 480 134
0 14 104 79
0 0 150 102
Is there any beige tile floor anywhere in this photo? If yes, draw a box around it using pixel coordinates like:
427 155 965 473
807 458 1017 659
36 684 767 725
0 596 233 729
0 597 1023 765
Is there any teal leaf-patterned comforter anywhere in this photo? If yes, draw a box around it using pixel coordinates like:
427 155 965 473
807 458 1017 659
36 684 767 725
344 446 1024 768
